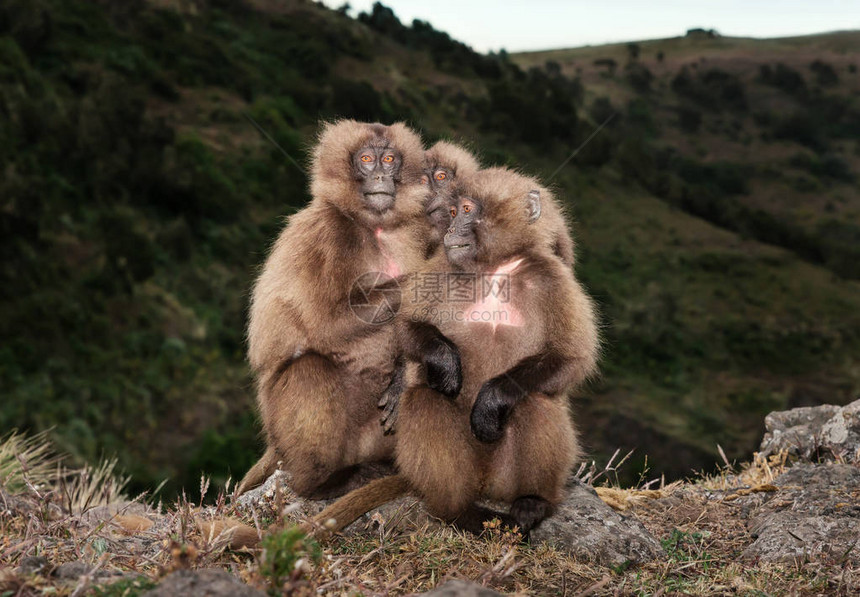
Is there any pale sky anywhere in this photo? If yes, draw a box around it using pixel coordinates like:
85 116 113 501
322 0 859 53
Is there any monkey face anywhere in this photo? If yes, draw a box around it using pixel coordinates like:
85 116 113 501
422 167 455 244
444 196 481 267
352 145 403 213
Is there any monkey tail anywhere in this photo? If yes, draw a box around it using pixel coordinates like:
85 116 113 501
200 474 411 551
309 474 411 535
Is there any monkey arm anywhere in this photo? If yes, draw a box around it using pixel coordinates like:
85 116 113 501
471 276 599 444
247 294 307 373
376 321 461 434
398 320 462 398
378 357 405 434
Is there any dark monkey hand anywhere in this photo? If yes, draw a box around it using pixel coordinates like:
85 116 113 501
423 336 462 398
470 376 525 443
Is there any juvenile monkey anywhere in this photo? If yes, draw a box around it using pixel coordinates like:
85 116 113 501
236 121 431 498
379 141 481 429
380 167 579 433
419 145 574 267
324 168 600 533
421 141 481 251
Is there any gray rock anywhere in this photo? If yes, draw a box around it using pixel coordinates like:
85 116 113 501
760 399 860 459
235 469 296 511
742 463 860 563
820 400 860 453
141 569 265 597
234 469 436 535
530 480 664 566
17 556 49 576
52 561 89 579
422 579 505 596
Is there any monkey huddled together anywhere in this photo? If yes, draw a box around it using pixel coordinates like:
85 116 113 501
236 120 600 536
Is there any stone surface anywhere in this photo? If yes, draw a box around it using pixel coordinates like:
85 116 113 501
235 469 437 535
52 561 89 580
740 463 860 563
760 399 860 459
421 579 505 596
16 556 49 576
530 480 664 566
141 569 265 597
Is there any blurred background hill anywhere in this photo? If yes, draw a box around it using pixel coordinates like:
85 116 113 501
2 0 859 498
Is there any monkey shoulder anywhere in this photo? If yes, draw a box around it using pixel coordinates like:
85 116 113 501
509 254 566 294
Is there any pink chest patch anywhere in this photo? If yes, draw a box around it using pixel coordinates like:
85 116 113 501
375 228 401 278
464 258 524 331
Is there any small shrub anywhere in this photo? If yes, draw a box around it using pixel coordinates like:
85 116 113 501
672 67 745 111
809 59 839 86
626 62 653 93
773 112 824 150
594 57 617 76
677 106 702 132
759 63 806 97
258 527 322 589
590 96 616 125
789 153 853 182
627 43 640 60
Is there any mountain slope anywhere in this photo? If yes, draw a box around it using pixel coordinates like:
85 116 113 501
1 2 858 493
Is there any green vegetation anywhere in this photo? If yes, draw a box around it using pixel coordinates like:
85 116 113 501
258 527 322 592
2 1 859 495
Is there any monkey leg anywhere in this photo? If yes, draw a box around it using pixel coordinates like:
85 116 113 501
260 353 394 498
483 394 579 529
236 446 279 497
395 387 480 522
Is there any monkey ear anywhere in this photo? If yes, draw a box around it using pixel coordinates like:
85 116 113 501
526 190 541 224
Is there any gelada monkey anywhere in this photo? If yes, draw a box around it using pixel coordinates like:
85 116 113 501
236 120 431 499
321 168 600 534
421 141 480 252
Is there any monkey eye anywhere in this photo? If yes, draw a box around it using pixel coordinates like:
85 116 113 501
463 204 471 214
360 155 373 163
450 207 457 217
435 171 447 181
382 155 395 163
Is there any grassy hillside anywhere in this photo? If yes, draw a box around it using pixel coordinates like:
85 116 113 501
2 1 859 495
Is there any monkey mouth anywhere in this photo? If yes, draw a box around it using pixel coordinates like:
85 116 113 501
446 243 471 250
363 192 396 212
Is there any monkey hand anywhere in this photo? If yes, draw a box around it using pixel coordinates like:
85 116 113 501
378 363 406 435
423 336 462 398
470 376 524 443
379 390 399 435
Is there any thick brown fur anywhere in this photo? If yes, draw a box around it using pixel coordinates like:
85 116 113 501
237 120 431 498
477 166 575 267
424 141 480 179
318 169 600 534
421 141 481 253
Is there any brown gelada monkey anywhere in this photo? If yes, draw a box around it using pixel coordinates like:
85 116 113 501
378 140 482 428
316 167 600 535
421 141 481 253
236 120 431 499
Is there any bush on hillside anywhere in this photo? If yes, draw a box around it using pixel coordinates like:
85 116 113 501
672 67 746 111
759 63 807 97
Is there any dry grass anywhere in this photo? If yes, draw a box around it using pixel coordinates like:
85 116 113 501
1 432 857 596
0 429 59 494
